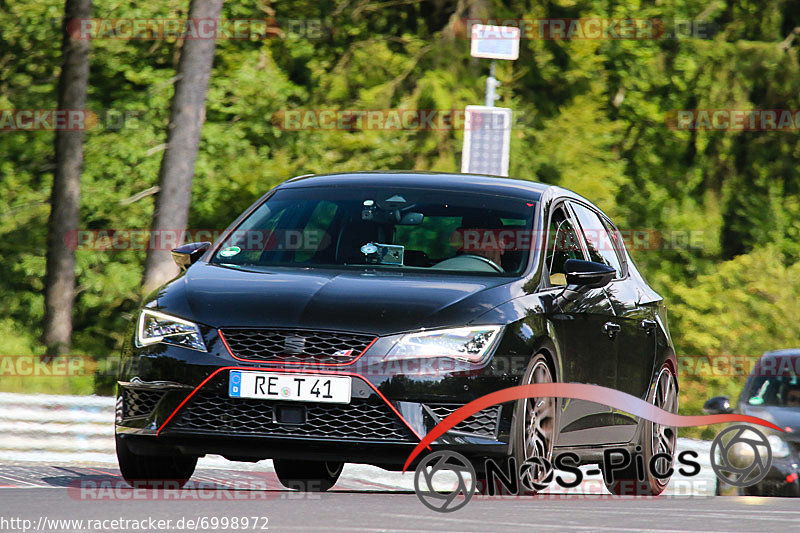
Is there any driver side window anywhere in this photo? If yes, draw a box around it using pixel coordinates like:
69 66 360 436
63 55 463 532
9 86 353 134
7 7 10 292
546 206 585 286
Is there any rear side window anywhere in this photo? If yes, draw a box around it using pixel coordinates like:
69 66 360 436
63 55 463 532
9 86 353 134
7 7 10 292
602 219 628 276
569 202 623 278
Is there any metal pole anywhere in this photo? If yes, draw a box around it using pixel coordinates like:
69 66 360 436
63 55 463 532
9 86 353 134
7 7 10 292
485 60 499 107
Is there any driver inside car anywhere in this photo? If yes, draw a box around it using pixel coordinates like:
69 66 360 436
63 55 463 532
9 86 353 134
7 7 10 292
785 383 800 407
456 213 507 271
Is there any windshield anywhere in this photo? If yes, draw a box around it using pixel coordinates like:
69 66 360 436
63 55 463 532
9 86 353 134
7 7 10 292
745 358 800 407
210 186 538 276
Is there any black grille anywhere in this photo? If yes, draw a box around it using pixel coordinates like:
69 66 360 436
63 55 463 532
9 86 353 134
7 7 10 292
220 329 375 364
122 388 165 418
169 392 416 442
426 404 500 438
745 480 796 497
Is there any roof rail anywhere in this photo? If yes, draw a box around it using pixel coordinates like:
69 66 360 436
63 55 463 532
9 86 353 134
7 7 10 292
286 173 315 183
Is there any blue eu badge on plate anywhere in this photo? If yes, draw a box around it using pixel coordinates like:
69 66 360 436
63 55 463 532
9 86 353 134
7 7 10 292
229 371 242 397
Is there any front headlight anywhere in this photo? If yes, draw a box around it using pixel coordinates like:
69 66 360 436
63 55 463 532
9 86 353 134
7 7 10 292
767 435 791 458
384 326 503 363
135 309 207 352
730 432 792 466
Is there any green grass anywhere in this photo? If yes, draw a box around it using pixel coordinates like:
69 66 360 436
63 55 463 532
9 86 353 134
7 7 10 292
0 319 104 395
0 374 96 395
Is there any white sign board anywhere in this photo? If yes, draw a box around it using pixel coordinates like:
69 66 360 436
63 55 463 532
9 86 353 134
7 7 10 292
470 24 520 60
461 105 512 177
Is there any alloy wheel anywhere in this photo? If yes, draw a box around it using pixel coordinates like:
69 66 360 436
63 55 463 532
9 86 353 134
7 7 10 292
651 366 678 485
521 359 556 488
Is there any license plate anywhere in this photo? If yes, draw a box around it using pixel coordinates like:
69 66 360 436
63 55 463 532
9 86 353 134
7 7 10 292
228 371 351 404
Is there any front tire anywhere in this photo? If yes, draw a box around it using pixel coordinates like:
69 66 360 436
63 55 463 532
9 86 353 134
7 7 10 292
603 364 678 496
116 435 197 488
273 459 343 492
511 354 557 494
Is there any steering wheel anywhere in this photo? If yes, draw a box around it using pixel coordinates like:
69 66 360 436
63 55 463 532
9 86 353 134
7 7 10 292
462 254 504 272
432 254 504 273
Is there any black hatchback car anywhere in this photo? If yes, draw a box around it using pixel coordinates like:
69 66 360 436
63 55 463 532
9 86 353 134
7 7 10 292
116 172 678 495
705 349 800 497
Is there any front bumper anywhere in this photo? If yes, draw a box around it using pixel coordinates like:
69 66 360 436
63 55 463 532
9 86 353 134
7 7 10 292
116 328 522 467
743 459 800 497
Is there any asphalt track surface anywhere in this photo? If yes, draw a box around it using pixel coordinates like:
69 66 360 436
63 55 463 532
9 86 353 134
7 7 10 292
0 463 798 533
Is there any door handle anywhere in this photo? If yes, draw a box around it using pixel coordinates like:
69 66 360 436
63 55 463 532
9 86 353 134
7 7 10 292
603 322 621 339
640 319 657 335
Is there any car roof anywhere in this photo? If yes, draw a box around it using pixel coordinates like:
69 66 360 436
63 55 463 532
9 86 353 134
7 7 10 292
763 349 800 358
280 171 549 200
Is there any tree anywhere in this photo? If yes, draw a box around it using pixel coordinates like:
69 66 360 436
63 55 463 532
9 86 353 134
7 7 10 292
142 0 224 292
42 0 92 355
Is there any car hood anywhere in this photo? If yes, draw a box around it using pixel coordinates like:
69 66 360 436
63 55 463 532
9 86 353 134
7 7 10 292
743 405 800 438
156 262 518 336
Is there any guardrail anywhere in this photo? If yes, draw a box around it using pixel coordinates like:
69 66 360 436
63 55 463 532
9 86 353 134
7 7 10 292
0 392 115 463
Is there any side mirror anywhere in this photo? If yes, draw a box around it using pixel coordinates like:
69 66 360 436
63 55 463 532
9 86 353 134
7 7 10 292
564 259 616 290
549 259 616 310
171 241 211 270
703 396 733 414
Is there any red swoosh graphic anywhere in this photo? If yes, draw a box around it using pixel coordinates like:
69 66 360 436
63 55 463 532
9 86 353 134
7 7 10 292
402 383 783 472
